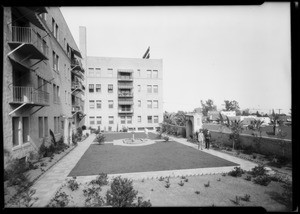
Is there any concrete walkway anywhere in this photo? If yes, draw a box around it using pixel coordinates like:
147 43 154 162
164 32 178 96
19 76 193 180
29 134 96 207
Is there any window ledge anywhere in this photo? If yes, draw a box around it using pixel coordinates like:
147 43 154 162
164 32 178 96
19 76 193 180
12 142 31 151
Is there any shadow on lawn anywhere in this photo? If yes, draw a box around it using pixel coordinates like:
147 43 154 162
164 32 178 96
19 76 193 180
265 191 291 210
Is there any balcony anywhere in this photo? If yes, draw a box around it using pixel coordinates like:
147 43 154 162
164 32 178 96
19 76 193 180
118 109 134 114
118 75 133 81
72 105 83 113
10 86 49 106
118 92 133 97
8 26 49 60
71 81 85 92
71 69 84 80
118 100 134 105
118 83 133 89
71 58 84 73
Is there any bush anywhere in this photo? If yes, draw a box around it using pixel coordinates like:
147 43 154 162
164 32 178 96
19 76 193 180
281 180 292 209
241 145 254 155
90 173 109 186
163 136 169 142
67 177 79 191
82 125 86 130
253 175 271 186
106 176 151 207
251 165 267 177
94 134 106 145
5 158 29 188
228 167 245 177
83 185 104 207
48 192 70 207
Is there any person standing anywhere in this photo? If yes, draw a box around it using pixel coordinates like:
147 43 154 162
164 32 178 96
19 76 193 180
198 129 204 150
144 127 148 139
205 130 211 149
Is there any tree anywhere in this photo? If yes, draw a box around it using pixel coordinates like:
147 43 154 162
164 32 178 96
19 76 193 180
201 99 217 116
228 120 244 150
256 111 262 117
174 111 186 126
224 100 240 111
242 109 250 116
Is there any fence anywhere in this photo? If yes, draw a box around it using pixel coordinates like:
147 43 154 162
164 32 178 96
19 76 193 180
209 130 292 160
12 86 49 105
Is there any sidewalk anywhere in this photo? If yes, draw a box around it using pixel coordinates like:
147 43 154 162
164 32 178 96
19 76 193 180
29 134 96 207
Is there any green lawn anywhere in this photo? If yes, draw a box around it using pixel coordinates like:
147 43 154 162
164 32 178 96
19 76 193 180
68 133 238 176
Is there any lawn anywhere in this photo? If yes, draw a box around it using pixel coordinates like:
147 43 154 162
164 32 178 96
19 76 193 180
103 132 158 142
68 139 238 177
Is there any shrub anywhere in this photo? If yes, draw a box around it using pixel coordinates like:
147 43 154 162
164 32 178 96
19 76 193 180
156 132 163 139
251 165 267 177
253 175 271 186
83 185 104 207
136 197 152 207
281 180 292 209
163 136 169 142
242 145 254 155
18 188 38 207
90 173 109 186
49 192 70 207
228 167 245 177
241 194 251 202
245 175 252 181
158 176 164 181
86 133 89 137
67 177 79 191
82 125 87 130
178 180 184 186
94 134 106 145
195 191 200 195
106 176 150 207
5 158 29 188
231 196 240 205
204 181 210 187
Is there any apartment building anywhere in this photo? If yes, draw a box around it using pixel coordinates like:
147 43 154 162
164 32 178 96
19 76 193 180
79 27 163 132
2 7 85 161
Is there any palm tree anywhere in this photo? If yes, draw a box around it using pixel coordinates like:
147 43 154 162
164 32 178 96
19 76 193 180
228 120 243 150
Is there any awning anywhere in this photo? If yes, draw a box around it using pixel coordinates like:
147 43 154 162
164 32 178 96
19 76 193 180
17 7 46 31
71 48 82 58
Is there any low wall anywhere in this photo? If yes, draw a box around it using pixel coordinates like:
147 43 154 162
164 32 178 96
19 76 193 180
210 131 292 160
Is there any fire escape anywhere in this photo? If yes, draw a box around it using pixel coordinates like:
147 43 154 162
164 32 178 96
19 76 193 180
118 70 134 117
7 7 51 116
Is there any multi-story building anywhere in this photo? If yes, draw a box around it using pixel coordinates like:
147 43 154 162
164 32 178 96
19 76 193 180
79 27 163 132
2 7 85 162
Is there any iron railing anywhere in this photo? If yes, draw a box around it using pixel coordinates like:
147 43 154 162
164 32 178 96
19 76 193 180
11 26 49 57
12 86 49 105
118 92 133 97
118 83 133 89
118 75 133 80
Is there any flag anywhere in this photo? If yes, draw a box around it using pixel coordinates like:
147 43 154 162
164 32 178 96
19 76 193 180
142 46 150 58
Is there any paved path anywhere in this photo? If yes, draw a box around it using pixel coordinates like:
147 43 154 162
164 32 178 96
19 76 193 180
29 134 96 207
28 132 259 207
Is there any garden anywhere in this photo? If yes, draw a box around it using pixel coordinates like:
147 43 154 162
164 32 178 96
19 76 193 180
4 126 89 207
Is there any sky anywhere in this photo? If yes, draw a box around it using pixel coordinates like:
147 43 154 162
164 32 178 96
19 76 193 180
60 3 291 115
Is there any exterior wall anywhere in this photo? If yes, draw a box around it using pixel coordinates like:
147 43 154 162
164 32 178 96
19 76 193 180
84 57 163 132
210 131 292 160
3 7 82 161
221 111 236 117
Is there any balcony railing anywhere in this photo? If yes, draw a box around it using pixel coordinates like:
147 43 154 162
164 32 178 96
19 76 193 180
118 109 133 113
71 58 84 70
11 26 49 57
71 69 84 80
118 75 133 81
11 86 49 106
118 83 133 89
118 100 134 105
71 81 85 91
72 105 83 112
118 92 133 97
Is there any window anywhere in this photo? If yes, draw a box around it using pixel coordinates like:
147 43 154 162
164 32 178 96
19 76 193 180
12 117 20 146
153 70 158 78
65 90 67 103
147 100 152 108
55 24 59 39
147 70 152 78
53 84 56 103
147 116 152 124
108 100 113 109
137 69 141 77
56 54 59 72
96 116 102 125
147 85 152 93
127 116 132 124
89 100 95 109
89 84 94 93
138 100 141 107
54 117 57 133
96 100 101 109
109 116 114 124
44 117 48 137
38 117 43 138
108 84 113 93
52 18 55 36
95 68 101 76
96 84 101 93
138 116 141 123
138 85 141 92
88 68 94 76
89 117 95 125
153 85 158 93
121 116 126 124
22 117 29 143
61 120 64 130
52 51 59 71
107 68 113 77
154 116 159 123
153 100 158 108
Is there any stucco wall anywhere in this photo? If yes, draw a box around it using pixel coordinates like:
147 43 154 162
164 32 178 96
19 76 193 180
209 131 292 160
